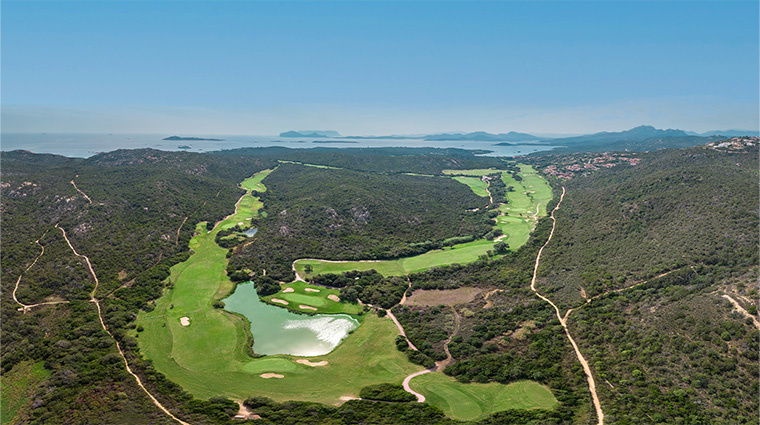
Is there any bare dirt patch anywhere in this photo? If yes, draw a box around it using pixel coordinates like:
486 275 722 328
299 305 317 311
283 287 295 293
296 359 329 367
260 373 284 379
271 298 289 305
328 294 341 302
180 317 190 327
405 287 484 306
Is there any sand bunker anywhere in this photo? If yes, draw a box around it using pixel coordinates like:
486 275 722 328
296 359 329 367
304 288 320 292
271 298 289 305
283 287 295 293
180 317 190 326
260 373 284 379
300 305 318 311
328 294 341 302
340 396 359 401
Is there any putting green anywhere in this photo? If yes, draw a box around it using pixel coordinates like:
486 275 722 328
135 169 423 404
409 374 559 421
295 163 553 278
263 281 363 315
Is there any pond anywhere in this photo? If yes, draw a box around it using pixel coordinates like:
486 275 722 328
223 282 360 356
242 227 258 237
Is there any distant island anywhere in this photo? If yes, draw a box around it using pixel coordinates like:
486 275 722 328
280 130 341 138
163 136 225 141
312 140 358 144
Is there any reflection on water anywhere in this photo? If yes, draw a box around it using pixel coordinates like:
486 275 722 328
242 227 258 237
223 282 359 356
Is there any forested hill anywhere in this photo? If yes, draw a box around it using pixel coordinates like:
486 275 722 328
535 142 758 309
530 142 759 423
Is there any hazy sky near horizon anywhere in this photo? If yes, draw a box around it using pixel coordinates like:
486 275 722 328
3 1 758 135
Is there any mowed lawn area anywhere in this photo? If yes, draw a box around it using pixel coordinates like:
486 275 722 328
409 373 559 421
263 281 363 315
451 176 490 198
135 169 422 404
294 164 553 278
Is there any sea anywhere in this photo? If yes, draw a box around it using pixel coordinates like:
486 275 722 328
0 133 558 158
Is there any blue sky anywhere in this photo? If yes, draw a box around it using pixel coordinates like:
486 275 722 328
2 1 758 135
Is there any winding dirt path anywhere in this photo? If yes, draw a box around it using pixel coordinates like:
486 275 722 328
435 306 460 371
385 309 419 351
57 225 190 425
722 294 760 329
482 288 503 309
70 179 93 204
175 216 188 246
483 176 494 205
402 369 433 402
12 231 54 312
528 187 604 425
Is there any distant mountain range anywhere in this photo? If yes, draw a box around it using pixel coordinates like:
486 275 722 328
278 126 758 153
280 130 341 138
423 131 540 142
279 130 539 142
686 129 759 137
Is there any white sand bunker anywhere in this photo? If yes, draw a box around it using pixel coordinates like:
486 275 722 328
300 305 317 311
340 396 359 401
180 317 190 326
283 287 295 293
328 294 340 302
272 298 289 305
260 373 284 379
305 288 320 292
297 359 329 367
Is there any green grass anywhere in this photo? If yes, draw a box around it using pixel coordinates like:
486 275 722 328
409 374 559 421
1 361 50 425
452 176 490 197
295 164 553 278
240 169 273 192
262 281 363 315
135 169 422 404
442 169 508 176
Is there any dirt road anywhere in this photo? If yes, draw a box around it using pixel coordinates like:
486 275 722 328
528 187 604 425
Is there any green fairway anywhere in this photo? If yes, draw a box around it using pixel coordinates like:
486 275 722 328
135 169 422 404
452 176 490 197
409 374 559 421
295 163 553 278
263 281 363 315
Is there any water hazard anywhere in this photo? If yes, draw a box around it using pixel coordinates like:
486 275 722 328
223 282 359 356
